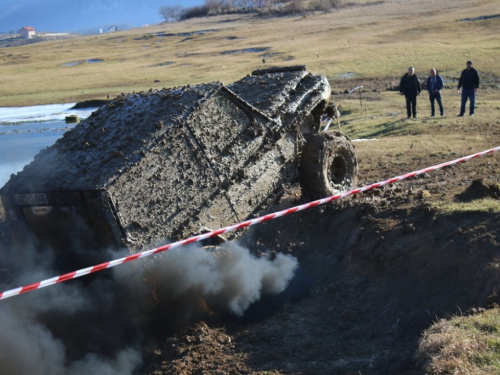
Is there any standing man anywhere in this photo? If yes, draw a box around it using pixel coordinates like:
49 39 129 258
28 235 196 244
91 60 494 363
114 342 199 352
457 60 480 117
400 67 421 119
426 68 444 117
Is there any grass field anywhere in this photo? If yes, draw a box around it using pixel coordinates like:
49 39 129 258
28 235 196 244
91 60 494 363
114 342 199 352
0 0 499 106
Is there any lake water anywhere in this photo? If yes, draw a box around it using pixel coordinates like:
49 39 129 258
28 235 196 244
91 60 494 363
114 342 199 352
0 104 98 188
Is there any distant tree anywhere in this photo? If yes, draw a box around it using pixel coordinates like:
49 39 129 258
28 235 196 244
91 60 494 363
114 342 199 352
159 5 185 22
264 0 279 7
224 0 237 11
315 0 343 10
180 5 210 20
235 0 252 9
289 0 306 12
204 0 242 14
204 0 224 14
332 0 344 8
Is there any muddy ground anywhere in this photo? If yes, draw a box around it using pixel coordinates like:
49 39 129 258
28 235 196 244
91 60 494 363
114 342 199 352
138 183 500 374
2 122 500 374
137 118 500 374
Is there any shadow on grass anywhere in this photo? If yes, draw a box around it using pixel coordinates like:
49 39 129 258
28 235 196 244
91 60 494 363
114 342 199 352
356 117 413 138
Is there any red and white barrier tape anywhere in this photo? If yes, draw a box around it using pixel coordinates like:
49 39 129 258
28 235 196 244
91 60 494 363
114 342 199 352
1 145 499 301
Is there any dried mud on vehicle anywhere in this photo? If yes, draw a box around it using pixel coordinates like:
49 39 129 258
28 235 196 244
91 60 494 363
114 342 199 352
1 66 357 260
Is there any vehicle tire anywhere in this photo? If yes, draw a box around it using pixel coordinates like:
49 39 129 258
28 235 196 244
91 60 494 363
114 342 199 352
299 132 358 199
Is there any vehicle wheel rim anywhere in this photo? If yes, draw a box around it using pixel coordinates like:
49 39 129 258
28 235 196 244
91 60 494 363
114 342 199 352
329 154 348 187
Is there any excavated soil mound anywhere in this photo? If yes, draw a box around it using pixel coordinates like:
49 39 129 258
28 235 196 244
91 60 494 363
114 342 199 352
455 179 500 202
140 187 500 375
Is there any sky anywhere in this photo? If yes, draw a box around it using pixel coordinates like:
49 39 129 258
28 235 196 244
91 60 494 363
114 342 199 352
0 0 205 34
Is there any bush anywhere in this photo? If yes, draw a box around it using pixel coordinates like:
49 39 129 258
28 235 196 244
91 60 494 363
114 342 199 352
313 0 344 11
159 5 184 22
180 5 210 20
288 0 306 14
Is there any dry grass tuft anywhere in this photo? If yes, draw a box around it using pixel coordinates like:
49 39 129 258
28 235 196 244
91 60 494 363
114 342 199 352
432 199 500 214
418 307 500 374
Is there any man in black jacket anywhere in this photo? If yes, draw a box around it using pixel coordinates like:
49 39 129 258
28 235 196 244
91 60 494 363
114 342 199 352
400 67 421 119
457 60 480 117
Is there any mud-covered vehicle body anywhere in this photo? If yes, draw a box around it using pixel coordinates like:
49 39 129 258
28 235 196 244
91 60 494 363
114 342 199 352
1 66 357 257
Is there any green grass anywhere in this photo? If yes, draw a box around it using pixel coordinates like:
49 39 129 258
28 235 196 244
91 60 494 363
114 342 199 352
418 308 500 375
336 89 500 140
432 199 500 214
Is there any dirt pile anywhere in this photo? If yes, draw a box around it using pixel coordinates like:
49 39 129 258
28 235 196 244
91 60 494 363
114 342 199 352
142 322 250 375
455 178 500 201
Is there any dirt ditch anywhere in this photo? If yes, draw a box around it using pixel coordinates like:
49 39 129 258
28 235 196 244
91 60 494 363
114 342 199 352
135 178 500 375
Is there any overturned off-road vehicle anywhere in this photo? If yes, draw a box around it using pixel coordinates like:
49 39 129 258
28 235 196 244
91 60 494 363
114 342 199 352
1 66 357 260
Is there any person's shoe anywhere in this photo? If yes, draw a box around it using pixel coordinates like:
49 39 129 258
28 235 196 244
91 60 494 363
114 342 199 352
441 113 445 117
407 116 411 119
470 113 474 117
413 115 417 119
457 114 464 117
431 114 435 117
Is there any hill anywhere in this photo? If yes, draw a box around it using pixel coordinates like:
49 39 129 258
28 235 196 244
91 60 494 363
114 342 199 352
0 0 499 107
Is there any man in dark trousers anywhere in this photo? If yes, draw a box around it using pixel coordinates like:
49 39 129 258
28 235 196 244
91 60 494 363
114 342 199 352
457 60 480 117
400 66 421 119
426 68 444 117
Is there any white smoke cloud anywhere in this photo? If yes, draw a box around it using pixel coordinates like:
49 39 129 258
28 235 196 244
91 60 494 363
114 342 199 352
0 305 66 375
0 242 299 375
119 242 299 316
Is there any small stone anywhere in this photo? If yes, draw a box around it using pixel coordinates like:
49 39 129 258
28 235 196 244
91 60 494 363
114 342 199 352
419 190 432 199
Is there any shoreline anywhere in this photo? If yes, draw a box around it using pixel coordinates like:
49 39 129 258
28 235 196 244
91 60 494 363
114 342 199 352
70 99 110 109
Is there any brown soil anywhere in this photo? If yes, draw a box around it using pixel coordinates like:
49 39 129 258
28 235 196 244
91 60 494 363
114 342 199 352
455 179 500 202
137 173 500 374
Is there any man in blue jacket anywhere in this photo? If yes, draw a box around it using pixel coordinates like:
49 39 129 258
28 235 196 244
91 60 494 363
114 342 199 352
400 66 421 119
426 68 444 117
457 60 480 117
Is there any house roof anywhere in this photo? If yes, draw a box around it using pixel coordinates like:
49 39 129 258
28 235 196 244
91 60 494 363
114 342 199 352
21 26 35 31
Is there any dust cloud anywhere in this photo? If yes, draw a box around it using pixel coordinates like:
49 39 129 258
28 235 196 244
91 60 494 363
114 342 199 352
0 241 298 374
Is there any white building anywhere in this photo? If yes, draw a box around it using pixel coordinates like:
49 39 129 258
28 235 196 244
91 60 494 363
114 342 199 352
20 26 36 39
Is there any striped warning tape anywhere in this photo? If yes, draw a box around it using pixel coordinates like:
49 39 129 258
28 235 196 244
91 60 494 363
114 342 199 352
1 145 499 301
